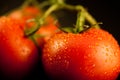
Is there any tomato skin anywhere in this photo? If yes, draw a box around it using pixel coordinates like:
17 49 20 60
8 6 40 20
0 17 38 79
8 6 59 49
35 16 59 49
8 6 40 30
42 28 120 80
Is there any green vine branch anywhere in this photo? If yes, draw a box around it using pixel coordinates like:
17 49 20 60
25 0 100 36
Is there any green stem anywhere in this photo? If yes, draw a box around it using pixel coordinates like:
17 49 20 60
25 18 40 36
25 0 100 36
63 4 100 28
25 4 60 36
41 4 59 20
39 0 65 8
75 11 85 33
82 8 100 28
21 0 33 8
50 0 65 4
39 1 50 8
21 0 39 8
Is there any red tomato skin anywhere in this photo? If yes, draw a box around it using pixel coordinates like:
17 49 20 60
8 6 40 20
8 6 59 49
0 17 38 79
42 28 120 80
36 16 59 49
8 6 40 30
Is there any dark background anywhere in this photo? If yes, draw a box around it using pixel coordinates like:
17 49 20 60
71 0 120 45
0 0 120 80
0 0 119 44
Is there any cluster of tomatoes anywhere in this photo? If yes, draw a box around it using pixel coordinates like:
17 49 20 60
0 5 58 80
0 0 120 80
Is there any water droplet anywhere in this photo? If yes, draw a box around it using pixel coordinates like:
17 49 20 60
92 64 95 67
2 37 6 41
49 57 52 61
79 67 82 70
106 47 109 52
97 37 102 40
104 72 107 75
58 56 61 59
105 53 109 56
64 60 69 69
95 43 99 46
64 47 67 50
105 59 108 63
114 52 118 57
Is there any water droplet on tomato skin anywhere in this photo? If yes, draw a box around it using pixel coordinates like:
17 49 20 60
49 57 52 61
97 37 103 40
105 59 108 63
42 28 120 80
105 53 109 56
1 37 6 42
58 56 61 59
64 60 69 69
92 64 96 67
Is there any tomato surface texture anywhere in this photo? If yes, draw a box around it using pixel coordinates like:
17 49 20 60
42 28 120 80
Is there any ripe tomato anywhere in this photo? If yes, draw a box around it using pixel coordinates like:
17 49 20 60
42 28 120 80
35 16 59 49
8 6 40 30
8 6 59 49
8 6 40 20
0 16 38 79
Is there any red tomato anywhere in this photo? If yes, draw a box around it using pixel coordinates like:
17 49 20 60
42 28 120 80
8 6 40 20
0 16 38 79
8 6 59 49
35 16 59 49
8 6 40 30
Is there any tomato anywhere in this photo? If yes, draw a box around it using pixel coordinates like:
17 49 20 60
0 16 38 79
8 6 59 49
8 6 40 20
42 28 120 80
35 16 59 49
8 6 40 30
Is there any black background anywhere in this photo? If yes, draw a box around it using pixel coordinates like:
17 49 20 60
0 0 120 80
0 0 119 44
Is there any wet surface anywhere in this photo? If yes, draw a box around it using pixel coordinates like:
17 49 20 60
0 0 120 80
